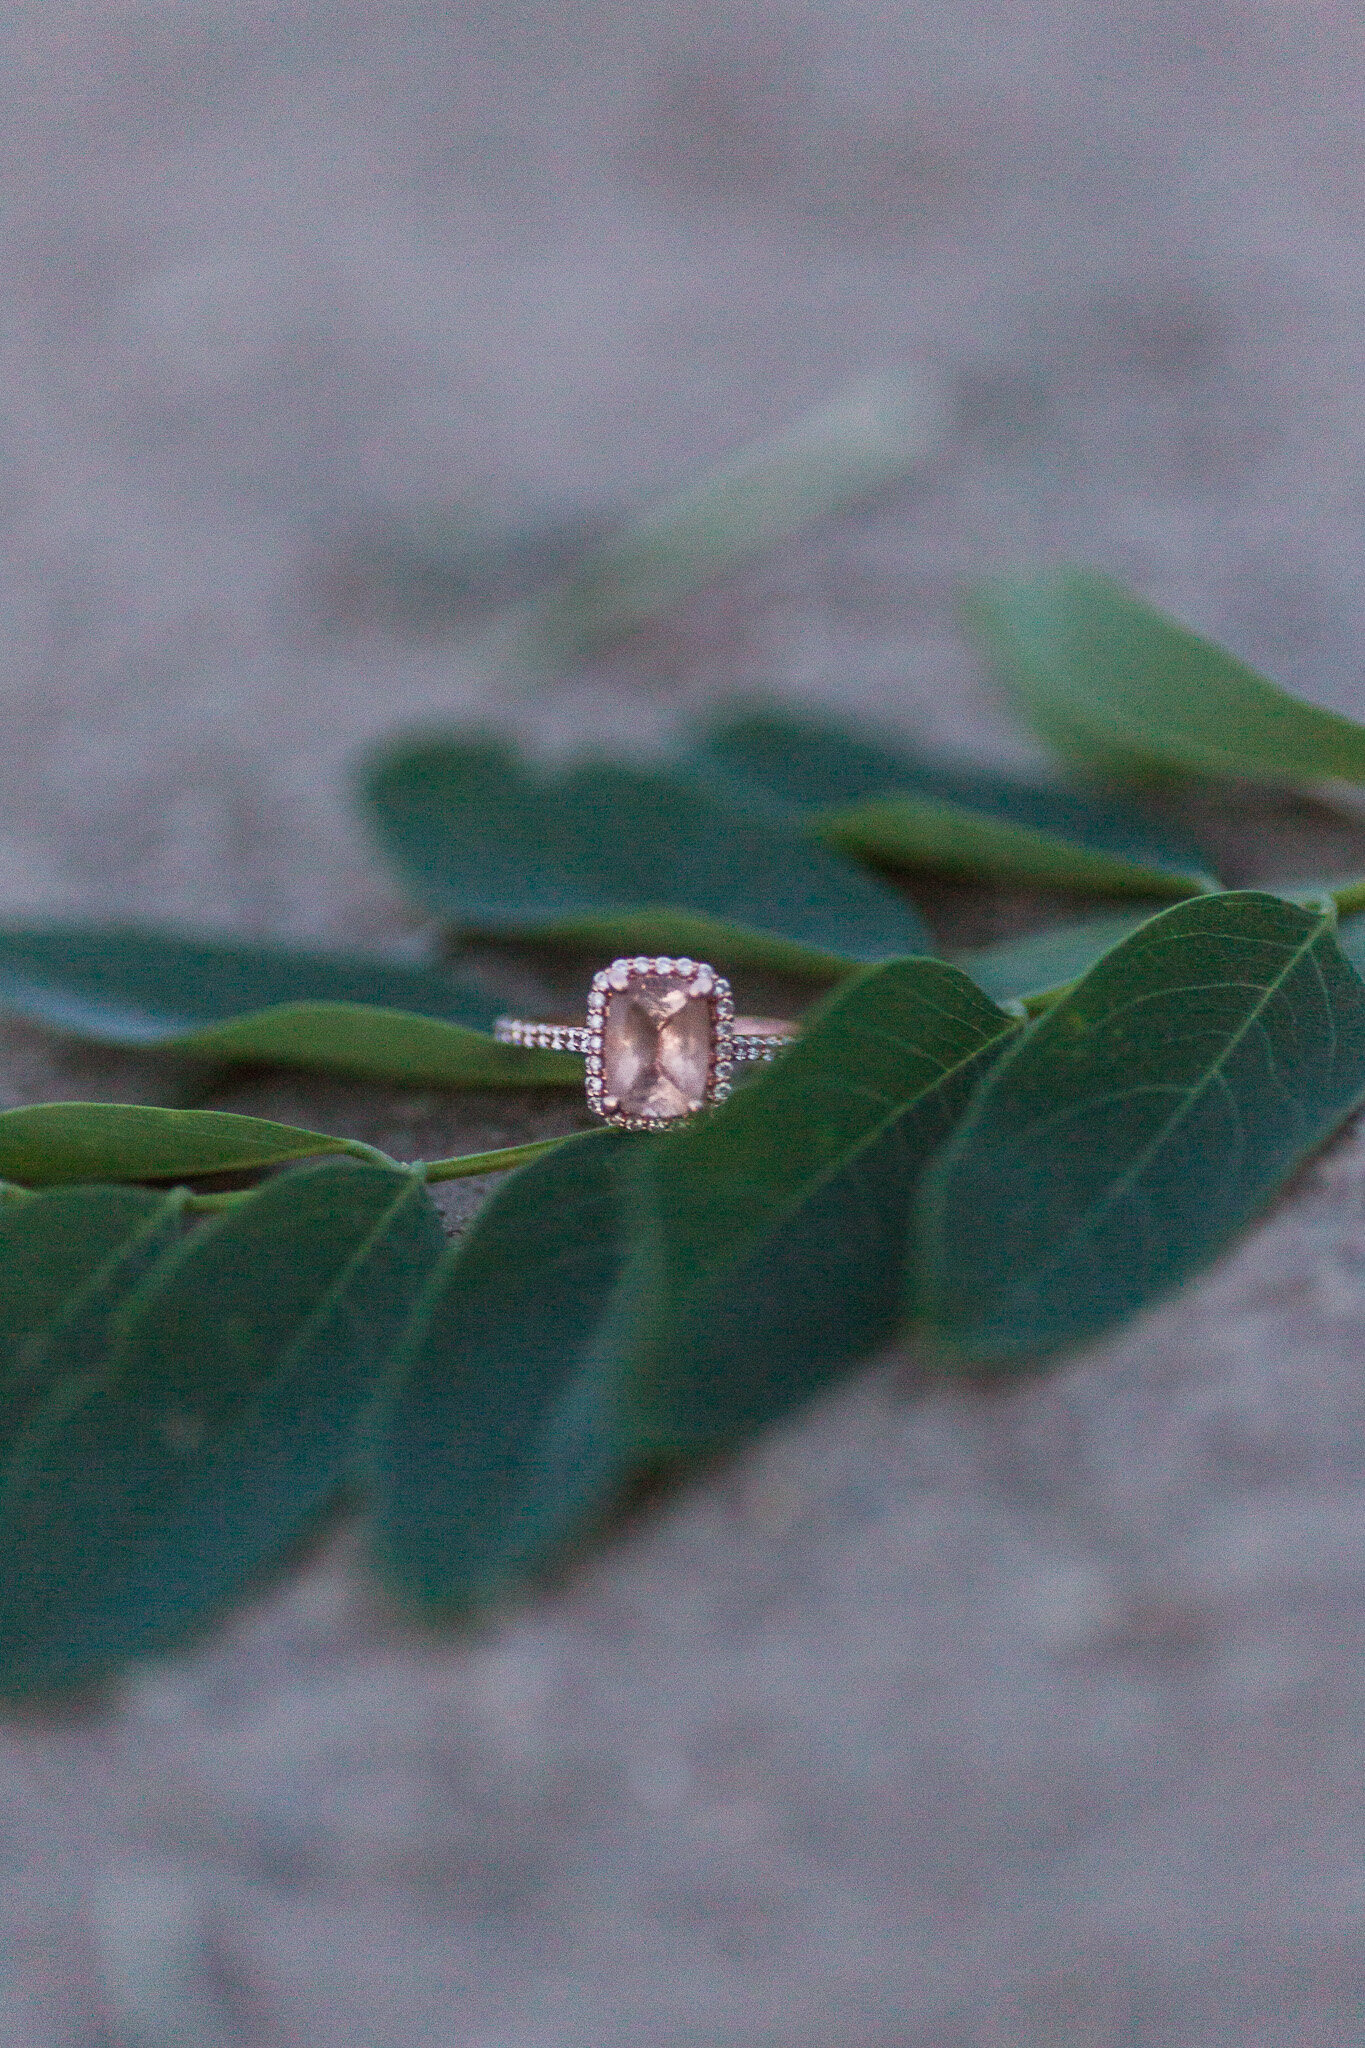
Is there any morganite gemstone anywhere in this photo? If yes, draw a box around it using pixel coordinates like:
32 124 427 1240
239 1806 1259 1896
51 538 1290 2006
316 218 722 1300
601 971 714 1120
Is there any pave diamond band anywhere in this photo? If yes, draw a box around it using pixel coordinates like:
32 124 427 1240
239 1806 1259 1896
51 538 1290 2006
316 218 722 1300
493 1019 595 1055
494 956 797 1130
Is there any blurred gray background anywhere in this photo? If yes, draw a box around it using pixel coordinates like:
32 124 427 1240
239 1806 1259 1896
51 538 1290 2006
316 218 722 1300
4 4 1365 2044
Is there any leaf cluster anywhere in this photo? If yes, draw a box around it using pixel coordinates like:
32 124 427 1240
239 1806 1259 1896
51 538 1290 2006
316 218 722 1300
6 414 1365 1683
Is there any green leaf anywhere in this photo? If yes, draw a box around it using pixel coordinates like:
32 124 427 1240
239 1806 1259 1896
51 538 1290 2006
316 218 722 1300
0 1103 392 1185
371 1130 637 1608
0 925 577 1087
699 711 1219 897
361 739 932 975
961 569 1365 785
621 960 1018 1449
0 1159 444 1688
916 891 1365 1366
952 910 1161 1008
497 373 944 668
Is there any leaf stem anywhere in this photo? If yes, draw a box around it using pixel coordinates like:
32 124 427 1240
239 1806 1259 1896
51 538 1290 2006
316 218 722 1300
420 1135 573 1182
140 1137 577 1213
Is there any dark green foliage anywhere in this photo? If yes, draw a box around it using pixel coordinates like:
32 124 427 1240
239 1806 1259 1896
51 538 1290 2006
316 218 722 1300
0 925 576 1086
700 710 1219 896
916 894 1365 1365
961 569 1365 784
0 1161 444 1688
3 550 1365 1673
361 739 931 974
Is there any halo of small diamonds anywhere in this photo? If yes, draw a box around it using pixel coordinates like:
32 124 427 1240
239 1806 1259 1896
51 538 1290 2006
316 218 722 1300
581 956 735 1130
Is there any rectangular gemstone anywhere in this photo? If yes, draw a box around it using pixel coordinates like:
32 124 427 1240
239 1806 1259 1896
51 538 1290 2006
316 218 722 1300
601 970 714 1121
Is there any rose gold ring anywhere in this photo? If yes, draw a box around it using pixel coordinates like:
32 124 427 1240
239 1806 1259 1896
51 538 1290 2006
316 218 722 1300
494 956 797 1130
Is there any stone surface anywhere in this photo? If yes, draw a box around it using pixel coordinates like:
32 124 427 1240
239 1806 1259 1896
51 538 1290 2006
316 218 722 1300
602 970 713 1121
2 5 1365 2045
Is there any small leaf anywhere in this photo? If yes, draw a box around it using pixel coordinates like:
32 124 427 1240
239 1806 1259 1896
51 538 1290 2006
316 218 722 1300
700 711 1218 896
916 892 1365 1366
0 1159 445 1687
500 373 944 666
0 1103 391 1185
621 960 1018 1448
0 925 576 1087
371 1130 636 1608
361 739 931 975
952 910 1160 1008
961 569 1365 785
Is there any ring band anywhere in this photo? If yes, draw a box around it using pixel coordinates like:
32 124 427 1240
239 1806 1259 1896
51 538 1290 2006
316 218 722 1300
495 956 797 1130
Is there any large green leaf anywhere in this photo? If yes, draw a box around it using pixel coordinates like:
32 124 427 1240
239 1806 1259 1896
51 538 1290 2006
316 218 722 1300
0 1103 392 1185
0 925 576 1086
370 1130 637 1608
916 892 1365 1366
699 711 1218 897
361 739 931 974
952 910 1161 1008
621 959 1019 1448
961 569 1365 785
0 1159 444 1688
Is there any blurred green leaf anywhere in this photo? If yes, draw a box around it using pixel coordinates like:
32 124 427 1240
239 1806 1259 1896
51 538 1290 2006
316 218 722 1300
0 925 576 1087
961 569 1365 785
0 1103 391 1186
622 960 1018 1449
0 1159 444 1688
361 739 932 975
370 1130 636 1607
916 892 1365 1366
700 711 1219 896
501 373 944 667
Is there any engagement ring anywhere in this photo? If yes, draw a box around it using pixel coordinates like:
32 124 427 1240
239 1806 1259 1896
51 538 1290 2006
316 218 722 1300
495 956 798 1129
